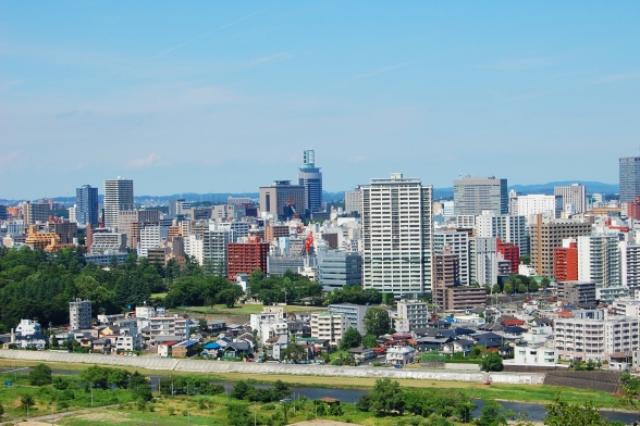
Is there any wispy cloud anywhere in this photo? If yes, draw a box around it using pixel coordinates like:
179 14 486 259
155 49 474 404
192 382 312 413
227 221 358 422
0 151 22 168
247 52 292 68
154 10 261 58
478 56 551 71
128 152 159 168
591 71 640 85
353 62 411 81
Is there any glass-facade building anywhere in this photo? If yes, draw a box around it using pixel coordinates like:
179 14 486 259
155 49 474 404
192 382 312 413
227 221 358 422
619 157 640 203
75 185 99 226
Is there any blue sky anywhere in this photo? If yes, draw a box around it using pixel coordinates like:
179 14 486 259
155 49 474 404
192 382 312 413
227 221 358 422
1 1 639 199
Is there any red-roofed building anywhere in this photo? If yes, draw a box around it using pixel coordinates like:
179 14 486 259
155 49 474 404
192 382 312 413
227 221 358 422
227 236 270 280
497 239 519 274
554 241 578 282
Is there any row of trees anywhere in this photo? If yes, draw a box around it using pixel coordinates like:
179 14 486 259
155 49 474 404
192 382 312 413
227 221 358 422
163 275 243 308
359 379 621 426
491 275 551 295
0 247 172 331
248 270 323 305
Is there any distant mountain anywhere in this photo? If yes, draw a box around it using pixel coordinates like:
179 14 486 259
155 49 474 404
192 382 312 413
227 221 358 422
0 182 618 206
431 180 618 201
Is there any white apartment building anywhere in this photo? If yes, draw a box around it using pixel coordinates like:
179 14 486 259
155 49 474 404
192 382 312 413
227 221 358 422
310 312 349 346
328 303 370 335
202 228 230 276
515 194 556 221
146 316 191 342
362 173 432 296
250 306 287 345
474 237 498 286
69 299 92 330
475 211 528 255
395 300 429 333
577 234 621 288
91 232 126 254
433 229 470 285
620 242 640 290
510 342 557 367
137 224 161 257
184 234 204 265
612 297 640 317
554 310 640 362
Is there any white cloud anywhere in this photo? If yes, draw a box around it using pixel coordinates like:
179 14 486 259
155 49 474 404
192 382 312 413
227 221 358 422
128 153 159 168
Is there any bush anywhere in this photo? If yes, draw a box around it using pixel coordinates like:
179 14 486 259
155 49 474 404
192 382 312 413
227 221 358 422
480 352 504 372
29 363 52 386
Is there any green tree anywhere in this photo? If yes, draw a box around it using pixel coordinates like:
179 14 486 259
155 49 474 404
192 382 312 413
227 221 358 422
0 402 4 418
365 308 391 337
340 327 362 350
503 282 514 294
480 352 504 372
475 400 508 426
362 334 378 348
368 378 405 416
21 394 35 415
227 402 252 426
29 363 52 386
620 372 640 405
545 400 609 426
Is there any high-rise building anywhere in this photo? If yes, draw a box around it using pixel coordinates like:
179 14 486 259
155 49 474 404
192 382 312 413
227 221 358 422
137 224 161 257
432 248 486 312
75 185 99 227
530 215 592 277
23 201 51 225
202 228 230 276
227 236 270 280
620 242 640 290
474 237 498 286
168 199 190 218
453 176 508 216
514 194 557 219
554 184 587 215
475 211 528 255
104 178 134 230
344 188 362 215
69 298 92 330
298 149 323 213
577 234 621 288
432 230 470 285
620 156 640 203
259 180 305 220
554 239 578 282
497 239 520 274
362 173 432 296
317 249 362 291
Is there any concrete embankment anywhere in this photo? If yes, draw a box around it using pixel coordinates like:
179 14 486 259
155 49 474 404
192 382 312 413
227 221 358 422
0 350 545 385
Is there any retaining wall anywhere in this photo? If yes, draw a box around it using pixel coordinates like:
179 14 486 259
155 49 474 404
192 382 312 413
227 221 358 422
0 350 544 385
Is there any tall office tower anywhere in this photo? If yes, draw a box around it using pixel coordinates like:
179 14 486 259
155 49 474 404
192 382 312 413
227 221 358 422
104 178 134 230
0 205 6 221
433 230 470 285
298 149 323 213
362 173 432 297
69 299 92 330
259 180 306 220
577 234 621 288
475 211 529 256
554 184 587 215
344 188 362 215
530 215 592 277
620 156 640 203
453 176 508 216
75 185 99 227
23 201 51 225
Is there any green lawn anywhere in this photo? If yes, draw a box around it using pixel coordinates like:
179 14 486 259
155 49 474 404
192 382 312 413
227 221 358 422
173 303 325 316
0 371 134 422
151 292 167 300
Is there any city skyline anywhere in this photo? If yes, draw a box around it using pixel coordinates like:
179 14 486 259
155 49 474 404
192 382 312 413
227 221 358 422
2 2 640 198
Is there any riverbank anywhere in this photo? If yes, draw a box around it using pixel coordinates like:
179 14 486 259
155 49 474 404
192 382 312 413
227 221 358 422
0 357 630 411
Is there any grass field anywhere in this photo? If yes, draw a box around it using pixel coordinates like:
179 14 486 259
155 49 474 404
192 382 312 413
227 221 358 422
172 303 325 317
